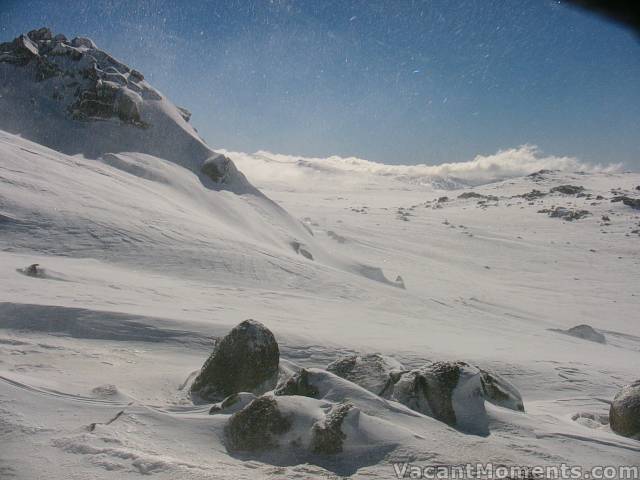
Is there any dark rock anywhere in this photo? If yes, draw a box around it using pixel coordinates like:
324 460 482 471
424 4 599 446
275 369 319 398
27 28 52 42
390 361 524 430
24 263 43 277
130 69 144 81
71 37 97 49
190 320 280 402
517 189 546 201
177 106 191 122
565 324 606 343
437 196 449 203
310 402 354 454
391 361 463 426
327 353 405 396
539 207 590 221
291 241 313 260
458 191 485 199
550 185 585 195
224 396 292 451
201 154 233 183
609 380 640 439
622 197 640 210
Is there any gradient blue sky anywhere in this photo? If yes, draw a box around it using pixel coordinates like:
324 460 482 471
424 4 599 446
2 0 639 167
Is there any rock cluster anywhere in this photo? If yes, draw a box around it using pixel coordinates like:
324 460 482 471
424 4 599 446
539 207 590 221
193 320 527 455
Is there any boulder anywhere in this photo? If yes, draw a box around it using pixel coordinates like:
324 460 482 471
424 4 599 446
310 402 354 454
327 353 405 396
224 396 292 451
609 381 640 439
565 324 606 344
190 320 279 402
391 361 467 427
71 36 97 49
389 361 524 433
275 368 319 398
114 88 142 124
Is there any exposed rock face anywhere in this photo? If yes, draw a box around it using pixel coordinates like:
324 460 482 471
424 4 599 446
327 354 405 396
550 185 585 195
275 368 319 398
190 320 279 402
310 402 354 454
610 381 640 439
0 27 150 127
565 324 606 344
224 396 292 451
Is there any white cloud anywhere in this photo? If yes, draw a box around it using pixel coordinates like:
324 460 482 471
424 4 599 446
222 145 622 191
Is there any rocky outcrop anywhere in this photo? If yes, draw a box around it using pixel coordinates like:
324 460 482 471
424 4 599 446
224 396 292 451
539 207 590 221
327 353 405 397
190 320 279 402
609 381 640 439
0 27 149 127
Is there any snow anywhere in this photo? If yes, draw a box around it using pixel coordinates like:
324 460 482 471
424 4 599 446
1 30 640 480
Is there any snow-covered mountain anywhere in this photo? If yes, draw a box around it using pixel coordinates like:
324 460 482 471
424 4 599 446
1 27 640 480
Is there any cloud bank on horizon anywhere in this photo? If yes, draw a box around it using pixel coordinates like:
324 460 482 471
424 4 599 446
223 145 623 190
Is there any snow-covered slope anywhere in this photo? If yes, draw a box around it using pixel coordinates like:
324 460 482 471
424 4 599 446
1 27 640 480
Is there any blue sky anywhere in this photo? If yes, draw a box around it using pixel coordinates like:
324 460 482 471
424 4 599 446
2 0 639 167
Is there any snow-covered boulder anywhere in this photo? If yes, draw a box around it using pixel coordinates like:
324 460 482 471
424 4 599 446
326 353 405 396
609 380 640 439
275 368 320 398
309 402 354 454
190 320 279 402
479 368 525 412
224 395 292 451
389 361 523 434
562 324 606 344
224 393 400 463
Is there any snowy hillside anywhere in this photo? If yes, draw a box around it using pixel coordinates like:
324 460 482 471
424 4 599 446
1 28 640 480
